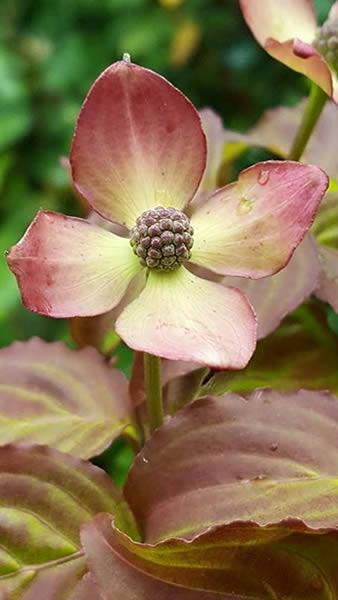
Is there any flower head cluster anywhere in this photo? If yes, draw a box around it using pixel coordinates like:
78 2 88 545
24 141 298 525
7 58 328 368
240 0 338 103
314 17 338 73
130 206 193 270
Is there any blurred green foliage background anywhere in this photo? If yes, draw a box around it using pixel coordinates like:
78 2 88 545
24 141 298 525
0 0 334 349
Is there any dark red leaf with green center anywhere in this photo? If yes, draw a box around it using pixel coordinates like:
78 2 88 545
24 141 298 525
0 338 134 459
82 511 338 599
125 391 338 542
0 444 139 597
81 391 338 598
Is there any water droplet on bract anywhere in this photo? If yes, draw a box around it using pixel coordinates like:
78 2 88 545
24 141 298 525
142 456 149 464
270 443 278 452
258 169 269 185
237 196 253 215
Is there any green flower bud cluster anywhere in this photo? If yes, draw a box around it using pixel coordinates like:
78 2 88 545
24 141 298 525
314 18 338 74
130 206 194 271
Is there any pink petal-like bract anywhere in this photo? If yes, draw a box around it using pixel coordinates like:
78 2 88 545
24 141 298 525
224 234 320 339
116 267 256 369
266 38 333 99
190 160 328 278
239 0 317 46
239 0 336 99
70 60 207 228
199 108 226 191
7 210 141 317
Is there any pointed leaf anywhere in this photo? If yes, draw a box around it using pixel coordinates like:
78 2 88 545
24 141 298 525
0 338 133 459
0 444 139 597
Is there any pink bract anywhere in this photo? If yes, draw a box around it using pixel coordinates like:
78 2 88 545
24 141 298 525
7 60 329 368
239 0 338 102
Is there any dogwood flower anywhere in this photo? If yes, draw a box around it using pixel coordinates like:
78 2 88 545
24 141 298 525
240 0 338 102
215 100 338 317
7 59 328 368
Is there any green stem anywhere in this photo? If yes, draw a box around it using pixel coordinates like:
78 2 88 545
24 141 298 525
288 83 327 161
143 353 163 433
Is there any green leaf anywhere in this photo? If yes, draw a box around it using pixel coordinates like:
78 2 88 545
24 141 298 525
0 444 139 597
0 338 134 458
82 390 338 598
0 49 32 150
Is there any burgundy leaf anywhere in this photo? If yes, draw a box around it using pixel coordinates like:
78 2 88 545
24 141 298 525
0 338 133 458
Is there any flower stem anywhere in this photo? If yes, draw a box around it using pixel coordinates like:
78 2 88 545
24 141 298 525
144 353 163 433
288 83 327 161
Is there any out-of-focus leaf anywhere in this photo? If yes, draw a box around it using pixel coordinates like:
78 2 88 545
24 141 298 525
0 444 139 596
160 0 185 8
316 246 338 313
0 49 32 150
169 20 201 67
197 108 226 193
115 9 173 69
225 100 338 182
0 153 14 193
93 437 135 488
312 192 338 250
0 338 133 458
312 193 338 312
83 390 338 598
225 234 320 339
202 309 338 397
222 100 338 194
328 307 338 334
